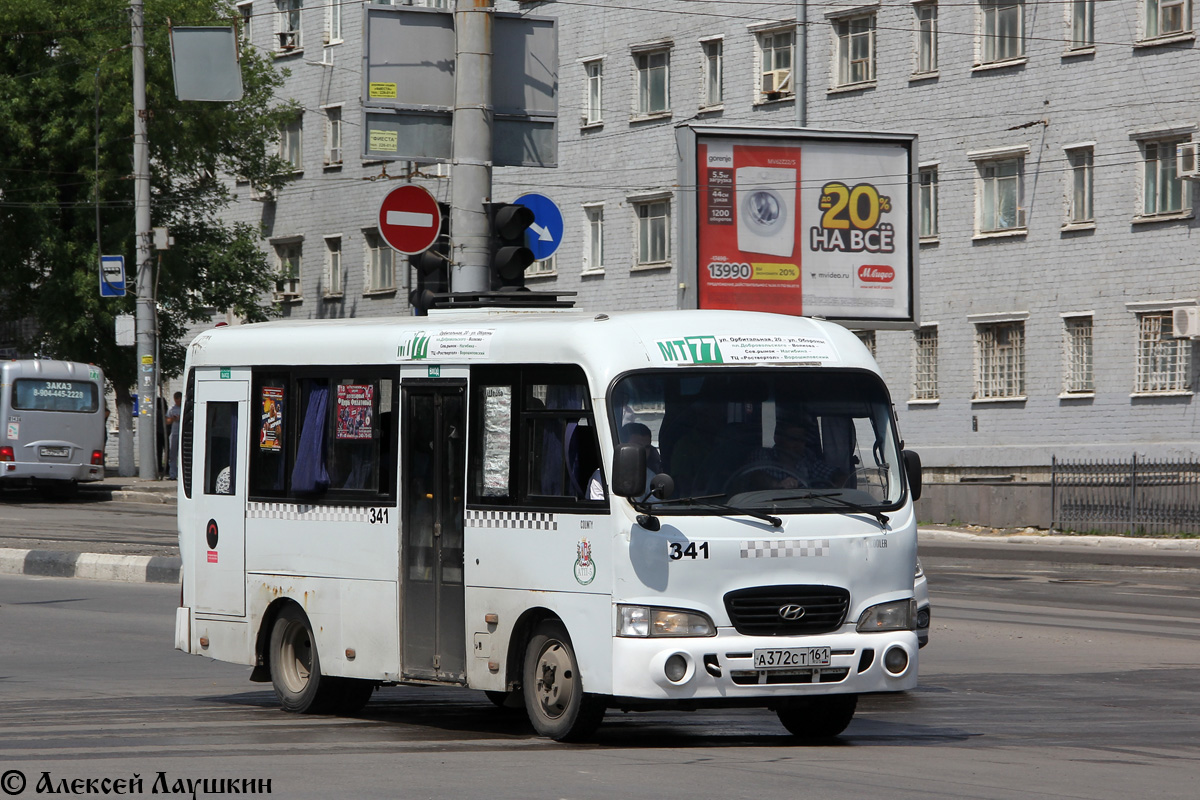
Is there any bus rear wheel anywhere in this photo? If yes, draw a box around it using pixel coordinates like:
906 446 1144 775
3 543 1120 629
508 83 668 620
775 694 858 741
522 621 605 742
269 604 373 714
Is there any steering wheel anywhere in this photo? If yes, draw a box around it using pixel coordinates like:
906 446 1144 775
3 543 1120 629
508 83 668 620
722 463 806 494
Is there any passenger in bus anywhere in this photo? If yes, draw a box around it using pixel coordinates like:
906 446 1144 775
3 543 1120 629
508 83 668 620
587 422 659 502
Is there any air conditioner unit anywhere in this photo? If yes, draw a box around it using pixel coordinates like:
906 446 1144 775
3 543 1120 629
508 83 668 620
1177 142 1200 180
1014 207 1027 228
1172 306 1200 338
277 31 298 50
321 31 331 45
249 184 275 202
762 68 791 95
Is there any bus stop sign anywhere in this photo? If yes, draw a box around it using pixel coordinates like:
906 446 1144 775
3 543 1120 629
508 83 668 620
100 255 126 297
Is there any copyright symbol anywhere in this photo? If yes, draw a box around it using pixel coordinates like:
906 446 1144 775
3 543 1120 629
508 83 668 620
0 770 25 796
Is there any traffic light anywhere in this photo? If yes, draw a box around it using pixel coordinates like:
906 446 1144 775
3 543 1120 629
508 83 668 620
488 202 535 290
409 202 451 315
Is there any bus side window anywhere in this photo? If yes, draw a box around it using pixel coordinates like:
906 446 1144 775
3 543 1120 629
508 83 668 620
251 376 288 496
205 401 238 495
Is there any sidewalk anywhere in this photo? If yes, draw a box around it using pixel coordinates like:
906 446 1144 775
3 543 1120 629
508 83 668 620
79 473 179 505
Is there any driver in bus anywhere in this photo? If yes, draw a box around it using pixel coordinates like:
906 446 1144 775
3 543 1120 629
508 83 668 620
742 415 843 490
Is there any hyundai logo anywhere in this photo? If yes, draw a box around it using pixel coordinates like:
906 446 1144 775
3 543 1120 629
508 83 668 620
778 604 807 621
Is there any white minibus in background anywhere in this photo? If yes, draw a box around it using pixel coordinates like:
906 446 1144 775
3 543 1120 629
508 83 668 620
175 309 924 741
1 359 106 495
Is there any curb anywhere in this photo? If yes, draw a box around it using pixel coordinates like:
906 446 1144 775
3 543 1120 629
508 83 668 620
919 528 1200 551
0 547 180 584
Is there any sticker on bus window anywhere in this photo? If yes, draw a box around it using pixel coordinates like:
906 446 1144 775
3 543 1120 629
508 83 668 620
259 387 284 451
336 384 374 440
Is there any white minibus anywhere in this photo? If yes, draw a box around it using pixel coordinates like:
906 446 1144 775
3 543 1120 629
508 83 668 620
1 359 106 494
175 309 923 741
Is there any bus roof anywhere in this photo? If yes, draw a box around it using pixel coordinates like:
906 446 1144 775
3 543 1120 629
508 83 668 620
185 309 879 387
0 359 104 383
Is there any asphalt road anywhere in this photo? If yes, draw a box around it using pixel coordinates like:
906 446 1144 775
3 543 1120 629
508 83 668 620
1 550 1197 799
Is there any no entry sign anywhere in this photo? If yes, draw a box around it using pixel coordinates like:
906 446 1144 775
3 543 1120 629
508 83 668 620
378 184 441 255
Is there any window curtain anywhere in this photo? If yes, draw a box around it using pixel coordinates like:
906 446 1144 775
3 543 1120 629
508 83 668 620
292 381 330 492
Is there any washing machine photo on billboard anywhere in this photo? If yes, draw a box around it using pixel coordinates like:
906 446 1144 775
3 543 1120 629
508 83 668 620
736 165 796 257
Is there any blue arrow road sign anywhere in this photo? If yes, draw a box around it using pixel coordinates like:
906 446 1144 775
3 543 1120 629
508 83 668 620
100 255 126 298
515 192 564 261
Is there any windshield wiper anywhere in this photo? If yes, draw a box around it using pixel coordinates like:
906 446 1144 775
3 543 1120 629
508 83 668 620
795 491 890 528
641 494 781 528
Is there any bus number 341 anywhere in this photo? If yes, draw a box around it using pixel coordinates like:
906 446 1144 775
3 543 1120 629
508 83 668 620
669 541 709 560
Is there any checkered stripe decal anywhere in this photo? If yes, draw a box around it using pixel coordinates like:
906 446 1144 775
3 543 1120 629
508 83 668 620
247 502 374 523
466 510 557 531
740 539 830 558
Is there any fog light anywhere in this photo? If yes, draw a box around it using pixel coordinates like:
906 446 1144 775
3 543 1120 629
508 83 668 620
883 646 909 675
664 654 688 683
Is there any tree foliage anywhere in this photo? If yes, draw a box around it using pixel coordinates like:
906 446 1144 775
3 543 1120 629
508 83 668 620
0 0 295 392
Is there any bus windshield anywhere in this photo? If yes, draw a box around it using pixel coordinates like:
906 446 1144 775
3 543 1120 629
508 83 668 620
610 369 904 512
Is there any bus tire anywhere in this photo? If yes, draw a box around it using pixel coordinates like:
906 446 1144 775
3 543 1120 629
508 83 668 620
269 604 336 714
775 694 858 741
522 621 605 742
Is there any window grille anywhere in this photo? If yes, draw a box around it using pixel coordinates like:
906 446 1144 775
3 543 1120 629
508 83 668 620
1136 313 1191 393
914 327 939 400
976 321 1025 399
1063 317 1094 393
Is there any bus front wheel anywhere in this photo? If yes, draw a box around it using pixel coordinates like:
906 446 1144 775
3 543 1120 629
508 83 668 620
269 604 373 714
775 694 858 741
522 621 605 741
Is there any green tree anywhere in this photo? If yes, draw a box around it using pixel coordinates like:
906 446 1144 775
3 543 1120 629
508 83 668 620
0 0 295 415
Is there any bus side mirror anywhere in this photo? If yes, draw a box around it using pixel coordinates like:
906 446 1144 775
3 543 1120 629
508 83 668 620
903 449 922 502
611 443 647 498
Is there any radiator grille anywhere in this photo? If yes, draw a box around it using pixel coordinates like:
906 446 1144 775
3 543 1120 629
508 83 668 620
723 585 850 636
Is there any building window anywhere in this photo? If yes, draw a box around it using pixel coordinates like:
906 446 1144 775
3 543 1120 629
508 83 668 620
834 13 876 87
324 236 342 297
326 0 341 43
634 198 670 265
757 29 794 100
583 59 603 125
915 3 938 74
1070 0 1094 48
237 1 253 46
273 240 302 299
975 321 1025 399
276 0 301 51
324 107 341 166
1063 316 1094 393
1067 147 1093 224
914 326 939 400
1145 0 1192 38
364 231 395 293
919 166 939 239
854 330 877 358
981 1 1024 63
583 205 604 272
635 49 670 116
1136 312 1191 393
526 253 556 279
279 117 302 172
978 157 1024 233
702 39 723 107
1142 139 1190 217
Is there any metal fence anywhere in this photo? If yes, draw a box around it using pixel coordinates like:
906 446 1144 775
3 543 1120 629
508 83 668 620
1051 455 1200 535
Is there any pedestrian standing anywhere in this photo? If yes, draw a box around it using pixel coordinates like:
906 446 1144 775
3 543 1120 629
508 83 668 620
165 391 182 480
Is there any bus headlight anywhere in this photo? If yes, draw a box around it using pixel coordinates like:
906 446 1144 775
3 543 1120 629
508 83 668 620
617 605 715 637
856 599 916 633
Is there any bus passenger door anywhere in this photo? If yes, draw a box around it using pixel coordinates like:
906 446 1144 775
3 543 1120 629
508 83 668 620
401 381 466 682
192 379 248 617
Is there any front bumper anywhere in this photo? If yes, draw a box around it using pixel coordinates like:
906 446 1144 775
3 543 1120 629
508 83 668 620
611 628 918 702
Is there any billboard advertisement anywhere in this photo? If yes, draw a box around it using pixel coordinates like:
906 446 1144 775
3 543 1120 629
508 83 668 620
680 126 917 327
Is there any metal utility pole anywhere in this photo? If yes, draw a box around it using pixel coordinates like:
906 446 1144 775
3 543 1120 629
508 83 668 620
132 0 158 478
449 0 494 294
